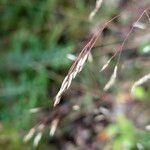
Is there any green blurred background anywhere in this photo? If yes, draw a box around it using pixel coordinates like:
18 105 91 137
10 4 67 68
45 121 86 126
0 0 150 149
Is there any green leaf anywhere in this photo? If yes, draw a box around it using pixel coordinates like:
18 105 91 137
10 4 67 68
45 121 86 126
132 86 146 101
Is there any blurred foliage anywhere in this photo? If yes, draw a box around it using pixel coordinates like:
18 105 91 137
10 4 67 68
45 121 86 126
107 116 136 150
0 0 90 149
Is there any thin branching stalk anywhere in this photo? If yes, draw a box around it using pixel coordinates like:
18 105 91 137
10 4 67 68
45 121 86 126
103 7 150 90
53 15 119 107
102 7 150 73
116 7 150 66
145 11 150 22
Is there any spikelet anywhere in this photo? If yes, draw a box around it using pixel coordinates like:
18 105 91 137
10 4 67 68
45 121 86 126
131 73 150 93
89 0 103 20
100 56 114 72
23 128 35 142
88 52 93 62
133 22 146 29
104 66 118 91
54 42 94 106
50 118 59 136
67 54 77 61
145 125 150 131
29 107 42 113
33 132 42 147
